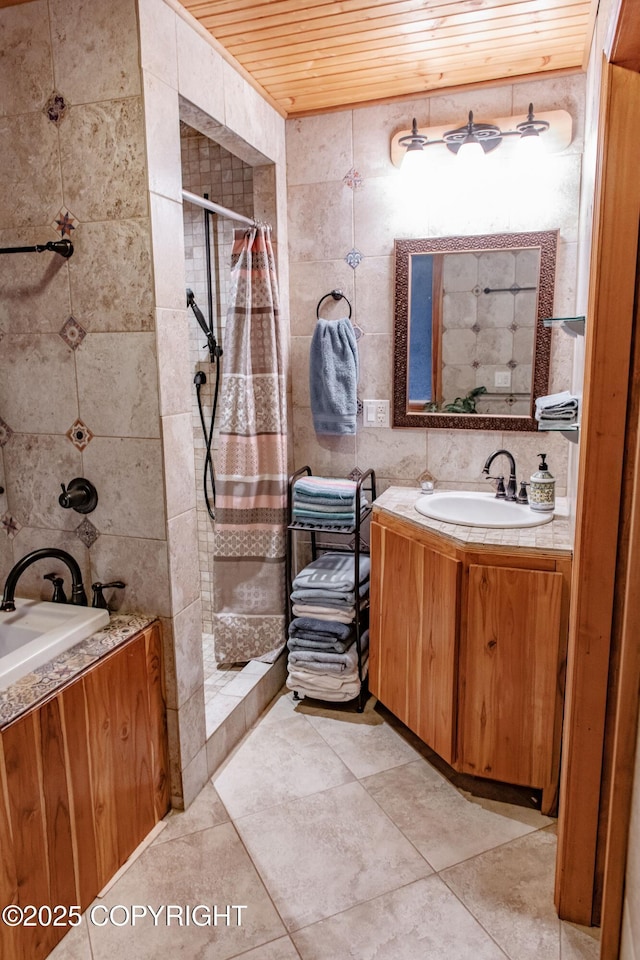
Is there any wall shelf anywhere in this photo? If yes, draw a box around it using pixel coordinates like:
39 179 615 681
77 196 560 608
537 421 580 442
542 316 585 337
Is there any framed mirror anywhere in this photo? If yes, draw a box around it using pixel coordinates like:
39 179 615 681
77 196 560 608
393 230 558 431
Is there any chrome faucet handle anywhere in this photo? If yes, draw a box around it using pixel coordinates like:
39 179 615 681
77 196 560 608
517 480 529 504
486 474 506 498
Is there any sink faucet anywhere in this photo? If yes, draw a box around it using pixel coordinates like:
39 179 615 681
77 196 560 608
482 449 518 501
0 548 88 612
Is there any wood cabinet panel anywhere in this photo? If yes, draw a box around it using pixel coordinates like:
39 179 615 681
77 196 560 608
371 510 570 811
0 622 169 960
370 520 460 764
460 564 563 787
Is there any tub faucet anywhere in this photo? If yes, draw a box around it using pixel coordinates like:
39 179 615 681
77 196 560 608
482 449 518 501
0 548 88 612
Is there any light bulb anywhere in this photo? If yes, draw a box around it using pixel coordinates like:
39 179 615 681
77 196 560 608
517 132 546 156
402 145 428 176
456 138 485 164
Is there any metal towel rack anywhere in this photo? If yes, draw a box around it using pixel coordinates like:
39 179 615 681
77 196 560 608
0 239 73 258
316 289 352 319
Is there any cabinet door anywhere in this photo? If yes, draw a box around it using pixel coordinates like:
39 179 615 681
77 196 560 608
460 563 563 787
0 623 169 960
370 521 461 764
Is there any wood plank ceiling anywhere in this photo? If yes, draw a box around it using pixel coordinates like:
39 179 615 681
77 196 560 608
179 0 595 116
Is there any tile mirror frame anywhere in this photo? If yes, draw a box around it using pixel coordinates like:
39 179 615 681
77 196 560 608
393 229 558 431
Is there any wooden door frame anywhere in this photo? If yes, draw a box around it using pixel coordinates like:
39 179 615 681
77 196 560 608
554 56 640 932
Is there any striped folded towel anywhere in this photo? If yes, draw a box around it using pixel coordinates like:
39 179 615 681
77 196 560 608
294 477 359 502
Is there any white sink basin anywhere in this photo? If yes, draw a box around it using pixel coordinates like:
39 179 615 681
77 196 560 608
0 599 110 691
415 491 554 528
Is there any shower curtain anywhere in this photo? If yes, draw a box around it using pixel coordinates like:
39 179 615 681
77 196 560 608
213 225 288 663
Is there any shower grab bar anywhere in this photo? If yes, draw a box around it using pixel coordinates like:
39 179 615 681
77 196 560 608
182 189 259 228
0 239 73 258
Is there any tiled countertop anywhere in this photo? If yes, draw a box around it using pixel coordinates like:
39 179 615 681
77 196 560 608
373 486 573 555
0 613 154 730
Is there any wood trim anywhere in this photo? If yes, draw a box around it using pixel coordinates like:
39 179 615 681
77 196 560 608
599 221 640 956
554 59 640 925
609 0 640 72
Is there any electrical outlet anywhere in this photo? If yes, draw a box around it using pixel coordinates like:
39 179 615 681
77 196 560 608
494 370 511 388
363 399 390 428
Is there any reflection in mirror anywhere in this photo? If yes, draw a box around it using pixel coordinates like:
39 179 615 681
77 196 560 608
394 231 558 431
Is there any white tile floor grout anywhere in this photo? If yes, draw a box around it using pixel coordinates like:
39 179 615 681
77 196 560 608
49 688 601 960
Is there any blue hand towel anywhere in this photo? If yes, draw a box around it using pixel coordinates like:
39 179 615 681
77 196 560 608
310 317 359 435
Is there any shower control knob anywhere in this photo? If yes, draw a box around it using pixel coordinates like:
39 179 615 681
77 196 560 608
59 477 98 514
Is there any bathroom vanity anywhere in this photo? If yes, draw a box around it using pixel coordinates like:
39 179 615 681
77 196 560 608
0 618 169 960
370 487 572 815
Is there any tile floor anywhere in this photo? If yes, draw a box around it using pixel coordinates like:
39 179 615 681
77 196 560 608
50 690 601 960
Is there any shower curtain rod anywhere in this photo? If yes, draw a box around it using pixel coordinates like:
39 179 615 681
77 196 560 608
182 189 258 227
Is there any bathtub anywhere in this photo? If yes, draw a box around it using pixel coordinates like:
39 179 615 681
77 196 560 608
0 599 110 691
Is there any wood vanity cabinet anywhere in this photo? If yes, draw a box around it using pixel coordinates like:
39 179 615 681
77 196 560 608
370 512 571 815
0 621 170 960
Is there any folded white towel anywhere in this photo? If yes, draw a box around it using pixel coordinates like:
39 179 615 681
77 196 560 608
535 391 579 421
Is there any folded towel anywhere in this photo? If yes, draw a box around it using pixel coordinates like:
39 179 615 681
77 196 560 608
292 552 370 592
294 477 359 501
286 678 363 702
535 391 579 421
288 636 353 654
288 632 369 675
292 515 359 529
309 318 359 436
293 507 357 521
290 580 369 606
288 658 369 690
292 499 366 514
288 617 353 641
291 603 356 623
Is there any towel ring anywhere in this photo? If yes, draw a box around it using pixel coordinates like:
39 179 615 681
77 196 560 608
316 289 352 320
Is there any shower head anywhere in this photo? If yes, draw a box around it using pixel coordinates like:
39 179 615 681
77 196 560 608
186 288 209 336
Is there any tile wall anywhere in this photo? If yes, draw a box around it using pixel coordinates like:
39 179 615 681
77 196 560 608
180 126 254 636
0 0 166 614
287 72 586 498
0 0 288 810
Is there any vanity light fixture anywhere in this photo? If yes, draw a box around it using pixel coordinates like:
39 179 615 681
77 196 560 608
397 118 429 172
398 103 551 167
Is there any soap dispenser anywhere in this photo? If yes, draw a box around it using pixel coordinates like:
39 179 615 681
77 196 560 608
529 453 555 513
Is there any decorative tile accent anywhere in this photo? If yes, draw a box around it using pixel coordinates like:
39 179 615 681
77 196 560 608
345 248 363 270
356 399 364 417
43 91 67 125
66 418 93 451
507 359 518 369
75 517 100 548
1 513 21 539
509 322 519 331
53 207 77 238
472 285 482 297
510 283 522 294
471 323 481 334
348 467 364 481
0 417 14 447
59 316 87 350
343 167 364 190
353 323 364 341
471 360 480 369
